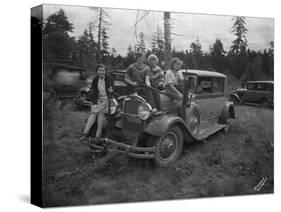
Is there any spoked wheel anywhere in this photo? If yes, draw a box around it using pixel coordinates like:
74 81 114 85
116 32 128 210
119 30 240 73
151 125 183 167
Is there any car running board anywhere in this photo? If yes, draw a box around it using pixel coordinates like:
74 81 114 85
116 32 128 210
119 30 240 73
197 123 226 140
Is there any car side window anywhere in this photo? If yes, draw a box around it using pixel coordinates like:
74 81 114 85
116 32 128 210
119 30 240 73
213 78 224 93
267 84 273 92
247 83 256 90
197 77 212 94
257 83 264 91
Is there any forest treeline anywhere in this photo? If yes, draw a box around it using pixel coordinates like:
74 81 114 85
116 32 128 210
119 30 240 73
33 9 274 82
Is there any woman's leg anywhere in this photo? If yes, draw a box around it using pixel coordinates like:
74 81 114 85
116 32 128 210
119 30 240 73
83 112 97 135
139 88 156 109
153 91 161 111
164 88 183 106
96 112 106 137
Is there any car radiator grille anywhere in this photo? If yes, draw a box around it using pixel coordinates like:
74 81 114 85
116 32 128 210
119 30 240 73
123 100 143 132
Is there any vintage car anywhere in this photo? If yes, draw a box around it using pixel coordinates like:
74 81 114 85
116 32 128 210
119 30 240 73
86 69 235 167
44 62 88 99
230 81 273 108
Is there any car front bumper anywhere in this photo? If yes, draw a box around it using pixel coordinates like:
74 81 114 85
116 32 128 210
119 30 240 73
87 137 156 159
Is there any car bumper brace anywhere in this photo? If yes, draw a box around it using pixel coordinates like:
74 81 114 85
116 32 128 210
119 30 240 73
89 138 155 159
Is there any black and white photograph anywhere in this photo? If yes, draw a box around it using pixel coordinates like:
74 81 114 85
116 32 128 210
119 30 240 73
31 2 274 208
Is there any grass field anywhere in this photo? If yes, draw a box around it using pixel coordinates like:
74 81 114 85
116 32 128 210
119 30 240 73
42 102 273 207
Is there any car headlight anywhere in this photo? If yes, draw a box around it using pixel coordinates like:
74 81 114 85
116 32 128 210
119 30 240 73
137 102 152 120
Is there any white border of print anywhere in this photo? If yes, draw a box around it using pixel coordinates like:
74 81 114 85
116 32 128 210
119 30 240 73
0 0 279 212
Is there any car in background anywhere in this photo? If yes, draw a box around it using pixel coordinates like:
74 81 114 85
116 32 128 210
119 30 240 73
44 62 88 99
230 81 273 108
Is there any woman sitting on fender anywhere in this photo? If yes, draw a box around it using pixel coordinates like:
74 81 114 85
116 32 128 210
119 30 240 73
80 64 113 141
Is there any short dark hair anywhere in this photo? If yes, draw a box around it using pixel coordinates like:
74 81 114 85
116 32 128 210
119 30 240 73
135 51 145 59
95 63 106 72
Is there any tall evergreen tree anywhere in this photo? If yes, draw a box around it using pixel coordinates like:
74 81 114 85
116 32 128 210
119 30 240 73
77 25 97 71
190 38 203 56
101 27 110 61
137 32 146 53
95 8 111 60
230 16 248 55
210 39 228 73
124 45 135 67
210 39 226 56
43 9 76 63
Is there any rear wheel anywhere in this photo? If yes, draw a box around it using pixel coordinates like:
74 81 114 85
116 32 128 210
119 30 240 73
260 98 270 108
150 125 183 167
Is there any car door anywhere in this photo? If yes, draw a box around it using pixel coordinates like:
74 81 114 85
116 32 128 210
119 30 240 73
193 77 225 122
242 83 256 102
212 77 226 117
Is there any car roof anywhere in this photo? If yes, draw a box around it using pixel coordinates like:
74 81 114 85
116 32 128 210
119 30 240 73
247 81 273 84
112 69 227 78
44 62 87 72
180 69 226 78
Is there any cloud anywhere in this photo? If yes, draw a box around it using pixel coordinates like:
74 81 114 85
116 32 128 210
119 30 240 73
43 4 274 55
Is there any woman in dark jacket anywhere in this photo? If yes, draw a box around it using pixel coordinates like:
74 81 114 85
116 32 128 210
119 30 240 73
80 64 114 141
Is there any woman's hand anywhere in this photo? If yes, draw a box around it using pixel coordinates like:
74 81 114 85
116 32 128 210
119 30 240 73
91 104 98 112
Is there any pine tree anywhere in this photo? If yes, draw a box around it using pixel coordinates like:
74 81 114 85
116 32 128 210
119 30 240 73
44 9 74 35
190 38 203 56
210 39 227 73
230 17 248 55
137 32 146 53
151 26 165 65
151 34 157 53
77 23 97 70
43 9 76 64
94 8 111 60
210 39 226 56
101 27 110 60
124 45 135 67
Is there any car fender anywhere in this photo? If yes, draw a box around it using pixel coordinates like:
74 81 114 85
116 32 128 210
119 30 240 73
143 114 196 142
220 101 235 123
230 93 241 103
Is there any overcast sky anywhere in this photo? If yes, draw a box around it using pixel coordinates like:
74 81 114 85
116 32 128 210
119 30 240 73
42 4 274 56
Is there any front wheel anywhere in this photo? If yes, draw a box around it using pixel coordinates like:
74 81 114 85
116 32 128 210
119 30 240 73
150 125 183 167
